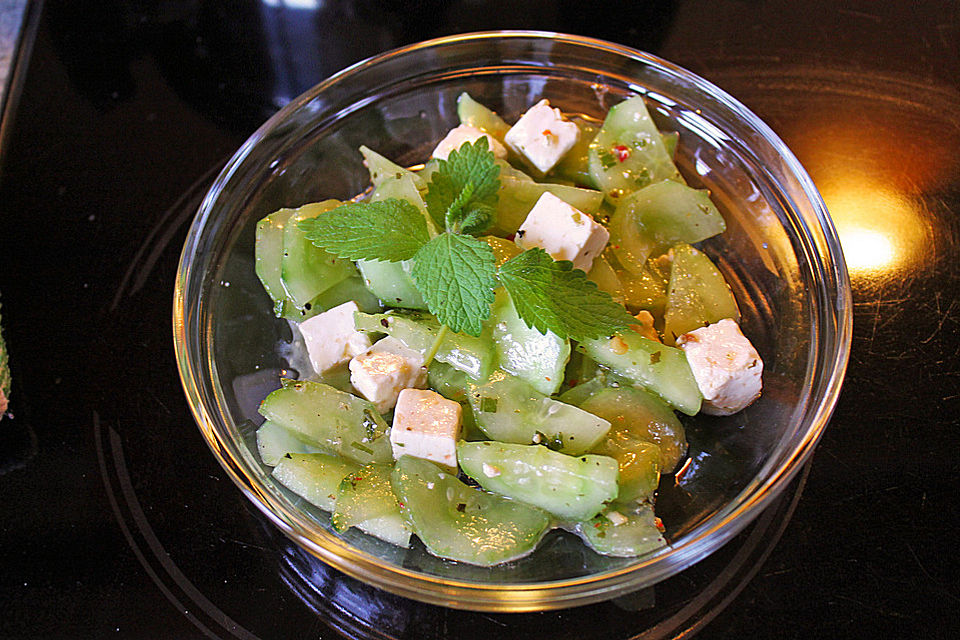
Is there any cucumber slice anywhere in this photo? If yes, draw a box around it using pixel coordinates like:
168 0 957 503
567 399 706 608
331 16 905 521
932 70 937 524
577 503 666 557
255 208 295 317
354 311 494 380
360 145 427 191
550 118 599 187
256 420 327 467
592 431 661 503
579 386 687 473
616 250 672 316
458 441 619 522
357 259 428 310
468 373 610 455
663 243 740 345
482 235 521 268
426 360 477 403
495 161 604 234
586 255 624 305
456 92 510 141
391 456 550 566
271 453 360 512
587 95 682 206
333 464 412 547
369 171 438 236
280 201 355 307
489 290 570 396
609 180 726 275
307 274 382 316
579 331 702 415
660 130 679 158
258 379 392 464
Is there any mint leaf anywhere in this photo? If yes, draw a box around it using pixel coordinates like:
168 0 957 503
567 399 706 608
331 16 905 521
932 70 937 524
425 137 500 235
298 198 429 262
412 233 497 336
498 248 636 341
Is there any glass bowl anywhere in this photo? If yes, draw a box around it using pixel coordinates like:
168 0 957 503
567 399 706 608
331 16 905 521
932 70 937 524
173 31 851 612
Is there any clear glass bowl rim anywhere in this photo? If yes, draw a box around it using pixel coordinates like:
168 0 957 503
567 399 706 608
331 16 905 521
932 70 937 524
173 30 853 611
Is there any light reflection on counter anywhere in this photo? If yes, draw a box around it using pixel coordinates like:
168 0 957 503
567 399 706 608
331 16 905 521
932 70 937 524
819 178 926 277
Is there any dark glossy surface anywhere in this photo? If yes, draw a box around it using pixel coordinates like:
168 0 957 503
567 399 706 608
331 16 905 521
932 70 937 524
0 1 957 638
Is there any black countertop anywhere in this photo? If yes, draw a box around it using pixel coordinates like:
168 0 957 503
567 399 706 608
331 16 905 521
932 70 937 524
1 1 958 638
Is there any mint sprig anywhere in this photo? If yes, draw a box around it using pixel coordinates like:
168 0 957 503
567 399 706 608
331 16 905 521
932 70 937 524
412 233 497 336
297 139 633 340
499 248 636 339
425 137 500 235
298 198 429 262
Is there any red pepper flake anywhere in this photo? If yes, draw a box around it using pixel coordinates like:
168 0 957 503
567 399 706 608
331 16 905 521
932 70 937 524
613 144 630 162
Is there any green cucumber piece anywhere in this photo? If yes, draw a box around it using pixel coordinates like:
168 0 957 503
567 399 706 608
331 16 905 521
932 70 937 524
272 453 360 512
550 118 599 187
369 171 438 236
307 274 382 316
256 420 327 466
489 290 570 396
333 464 412 547
660 131 679 158
255 208 295 317
456 92 510 140
482 235 521 268
616 250 673 316
579 331 702 415
609 180 726 275
360 145 427 192
258 379 392 464
458 441 619 522
663 242 740 345
577 503 666 557
494 161 604 234
426 360 477 403
391 456 550 566
591 431 661 503
357 259 428 310
354 311 494 380
579 386 687 473
280 201 355 307
468 373 610 455
587 95 683 206
587 254 624 305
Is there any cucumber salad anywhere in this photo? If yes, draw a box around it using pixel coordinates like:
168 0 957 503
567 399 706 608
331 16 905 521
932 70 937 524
252 93 764 566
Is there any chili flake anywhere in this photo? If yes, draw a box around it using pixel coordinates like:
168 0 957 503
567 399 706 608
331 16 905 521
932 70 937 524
613 144 631 162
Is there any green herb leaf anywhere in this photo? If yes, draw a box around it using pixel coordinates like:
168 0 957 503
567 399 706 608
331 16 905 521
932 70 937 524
412 233 497 336
425 137 500 235
498 248 636 341
298 198 430 262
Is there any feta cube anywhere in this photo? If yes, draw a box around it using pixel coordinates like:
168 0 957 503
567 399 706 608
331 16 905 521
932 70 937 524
390 388 462 470
677 318 763 415
349 337 427 413
504 99 580 174
299 301 371 375
516 192 610 272
432 124 507 161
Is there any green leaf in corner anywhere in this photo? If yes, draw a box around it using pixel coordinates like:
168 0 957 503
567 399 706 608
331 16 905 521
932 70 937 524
298 198 430 262
498 248 636 341
411 233 497 336
425 137 500 235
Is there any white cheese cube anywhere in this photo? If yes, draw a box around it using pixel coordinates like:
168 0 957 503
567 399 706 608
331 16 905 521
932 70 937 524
299 301 371 375
516 191 610 272
431 124 507 160
349 337 427 413
677 318 763 416
504 99 580 174
390 388 462 470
